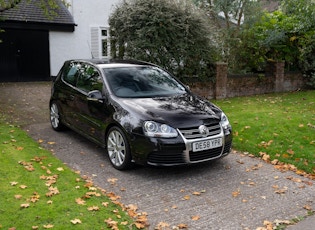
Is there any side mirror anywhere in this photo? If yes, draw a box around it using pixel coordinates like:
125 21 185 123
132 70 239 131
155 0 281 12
87 90 104 102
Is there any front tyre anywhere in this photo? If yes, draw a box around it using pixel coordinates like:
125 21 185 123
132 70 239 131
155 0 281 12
50 102 65 131
106 126 132 170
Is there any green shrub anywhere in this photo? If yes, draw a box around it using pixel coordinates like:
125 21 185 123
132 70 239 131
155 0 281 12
109 0 219 82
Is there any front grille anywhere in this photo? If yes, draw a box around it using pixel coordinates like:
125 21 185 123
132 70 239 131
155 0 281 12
189 146 223 162
148 151 185 165
179 122 221 139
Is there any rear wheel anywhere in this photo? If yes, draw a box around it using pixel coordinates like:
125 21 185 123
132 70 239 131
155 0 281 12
50 102 65 131
106 126 132 170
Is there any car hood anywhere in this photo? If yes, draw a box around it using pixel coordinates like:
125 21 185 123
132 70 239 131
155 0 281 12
116 93 221 128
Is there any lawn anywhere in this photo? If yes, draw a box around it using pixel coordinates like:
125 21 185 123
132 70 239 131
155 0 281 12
214 90 315 176
0 117 147 229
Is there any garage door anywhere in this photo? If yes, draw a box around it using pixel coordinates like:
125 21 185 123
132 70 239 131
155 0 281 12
0 28 50 82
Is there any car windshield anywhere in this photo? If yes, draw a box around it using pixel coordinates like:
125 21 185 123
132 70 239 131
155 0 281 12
103 66 187 98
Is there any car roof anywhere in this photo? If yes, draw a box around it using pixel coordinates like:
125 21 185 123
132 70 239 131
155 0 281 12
67 59 155 67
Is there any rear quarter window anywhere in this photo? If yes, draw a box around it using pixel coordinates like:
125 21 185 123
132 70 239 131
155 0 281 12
63 65 78 86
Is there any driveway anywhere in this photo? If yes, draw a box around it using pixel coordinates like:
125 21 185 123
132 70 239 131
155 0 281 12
1 82 314 229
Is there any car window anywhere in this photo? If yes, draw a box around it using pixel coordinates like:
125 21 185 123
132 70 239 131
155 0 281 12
76 64 103 93
103 66 186 98
63 62 79 86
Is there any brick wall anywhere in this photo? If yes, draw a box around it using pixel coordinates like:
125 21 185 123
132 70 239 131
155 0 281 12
189 61 307 99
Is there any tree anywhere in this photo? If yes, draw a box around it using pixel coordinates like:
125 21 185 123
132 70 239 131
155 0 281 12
280 0 315 87
193 0 267 72
109 0 219 82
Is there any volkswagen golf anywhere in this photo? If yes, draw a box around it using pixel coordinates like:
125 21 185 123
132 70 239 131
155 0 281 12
50 59 232 170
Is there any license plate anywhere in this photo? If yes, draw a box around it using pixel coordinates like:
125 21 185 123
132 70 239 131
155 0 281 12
192 138 222 152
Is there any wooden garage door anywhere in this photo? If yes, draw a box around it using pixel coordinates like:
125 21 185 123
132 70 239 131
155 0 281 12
0 28 50 82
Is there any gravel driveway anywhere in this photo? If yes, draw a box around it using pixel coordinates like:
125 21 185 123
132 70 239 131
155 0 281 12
1 82 314 229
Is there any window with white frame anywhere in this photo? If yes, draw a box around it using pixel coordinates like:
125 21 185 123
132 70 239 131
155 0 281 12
90 26 110 59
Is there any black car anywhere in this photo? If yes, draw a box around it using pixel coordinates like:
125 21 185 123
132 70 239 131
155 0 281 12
50 59 232 170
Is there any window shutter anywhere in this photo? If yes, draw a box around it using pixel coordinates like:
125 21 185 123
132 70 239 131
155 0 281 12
90 27 100 58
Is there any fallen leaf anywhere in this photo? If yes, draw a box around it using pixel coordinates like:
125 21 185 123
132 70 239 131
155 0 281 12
70 219 82 224
286 149 294 155
43 224 54 229
102 202 109 207
286 176 302 183
20 203 30 208
127 204 138 211
177 223 188 229
10 181 18 186
263 220 273 230
46 186 59 197
232 189 241 197
192 215 200 221
120 221 128 226
30 194 40 203
303 205 312 210
107 178 118 185
87 206 100 211
14 194 22 199
183 195 190 200
75 198 86 205
104 218 118 229
19 185 27 189
155 222 170 229
274 188 287 194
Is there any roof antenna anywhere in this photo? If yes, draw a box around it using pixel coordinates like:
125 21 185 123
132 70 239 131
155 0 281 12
87 41 94 59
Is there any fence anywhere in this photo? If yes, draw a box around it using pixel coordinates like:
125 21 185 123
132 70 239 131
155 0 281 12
189 61 307 99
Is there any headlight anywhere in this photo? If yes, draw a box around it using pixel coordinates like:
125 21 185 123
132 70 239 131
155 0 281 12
143 121 178 138
220 112 231 130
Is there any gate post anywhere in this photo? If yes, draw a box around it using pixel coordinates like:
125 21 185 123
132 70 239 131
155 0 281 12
267 61 285 93
215 62 228 99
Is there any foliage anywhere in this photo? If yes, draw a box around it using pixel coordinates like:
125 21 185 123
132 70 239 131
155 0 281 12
194 0 315 87
193 0 266 72
281 0 315 88
232 0 315 87
215 90 315 175
0 0 21 12
235 10 300 72
193 0 263 29
0 119 145 229
109 0 219 82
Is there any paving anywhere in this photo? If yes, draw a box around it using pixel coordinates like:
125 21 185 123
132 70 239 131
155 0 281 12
0 82 314 229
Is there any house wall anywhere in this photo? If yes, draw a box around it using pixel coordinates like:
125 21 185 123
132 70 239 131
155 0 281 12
49 0 121 76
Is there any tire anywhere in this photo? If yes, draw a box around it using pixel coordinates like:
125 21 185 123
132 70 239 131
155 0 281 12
50 102 65 131
106 126 132 170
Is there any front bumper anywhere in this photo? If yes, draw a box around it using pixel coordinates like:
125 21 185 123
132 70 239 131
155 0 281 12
131 127 232 166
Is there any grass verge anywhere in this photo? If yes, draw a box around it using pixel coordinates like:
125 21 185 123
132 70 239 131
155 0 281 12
214 90 315 177
0 118 147 229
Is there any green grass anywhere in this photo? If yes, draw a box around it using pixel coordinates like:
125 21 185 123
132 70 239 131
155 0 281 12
214 90 315 175
0 118 144 229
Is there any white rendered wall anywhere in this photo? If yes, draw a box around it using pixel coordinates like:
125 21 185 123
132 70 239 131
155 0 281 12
49 0 120 76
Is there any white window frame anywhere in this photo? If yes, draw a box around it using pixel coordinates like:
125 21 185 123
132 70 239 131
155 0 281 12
90 26 110 59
